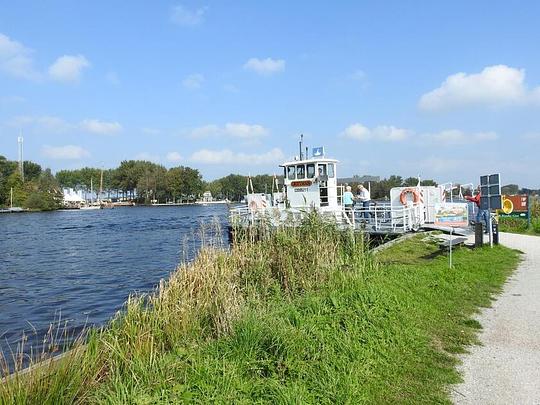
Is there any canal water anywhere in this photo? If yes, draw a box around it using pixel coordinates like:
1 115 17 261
0 205 229 364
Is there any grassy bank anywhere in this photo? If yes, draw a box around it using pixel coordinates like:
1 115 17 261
498 217 540 235
1 218 520 404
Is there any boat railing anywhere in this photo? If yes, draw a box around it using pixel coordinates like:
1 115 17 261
229 201 425 234
349 202 424 233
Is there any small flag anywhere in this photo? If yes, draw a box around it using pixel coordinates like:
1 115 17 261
312 146 324 157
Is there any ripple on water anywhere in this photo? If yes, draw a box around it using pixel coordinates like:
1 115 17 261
0 205 229 364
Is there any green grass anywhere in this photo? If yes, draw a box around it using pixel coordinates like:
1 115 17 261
1 219 521 404
498 217 540 235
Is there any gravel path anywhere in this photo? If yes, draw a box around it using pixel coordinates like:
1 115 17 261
452 232 540 404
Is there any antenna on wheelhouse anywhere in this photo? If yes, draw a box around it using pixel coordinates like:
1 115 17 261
299 134 304 160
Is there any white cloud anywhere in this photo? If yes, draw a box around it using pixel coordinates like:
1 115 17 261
224 123 268 139
190 148 284 165
419 65 540 111
189 124 221 138
342 123 371 141
182 73 204 89
342 123 409 142
0 33 90 84
80 119 122 135
0 33 41 80
166 151 183 162
243 57 285 76
426 129 498 145
188 123 269 139
170 5 207 26
48 55 90 82
8 115 123 136
42 145 89 160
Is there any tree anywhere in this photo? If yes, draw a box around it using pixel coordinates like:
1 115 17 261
167 166 203 201
421 179 438 187
218 174 248 201
23 161 42 181
502 184 519 195
5 172 26 206
137 164 167 203
402 177 420 187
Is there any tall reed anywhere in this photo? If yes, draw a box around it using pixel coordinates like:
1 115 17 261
0 213 372 403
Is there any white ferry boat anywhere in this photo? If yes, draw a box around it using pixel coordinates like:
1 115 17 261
229 140 473 237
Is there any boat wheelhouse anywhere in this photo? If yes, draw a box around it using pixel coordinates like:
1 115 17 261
280 157 340 210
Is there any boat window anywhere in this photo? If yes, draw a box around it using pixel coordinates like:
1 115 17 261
287 166 295 180
307 164 315 178
296 165 306 179
318 164 327 176
327 163 335 178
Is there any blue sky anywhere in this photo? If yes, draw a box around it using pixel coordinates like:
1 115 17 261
1 1 539 187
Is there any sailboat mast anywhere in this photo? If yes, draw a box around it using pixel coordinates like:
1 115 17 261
99 169 104 202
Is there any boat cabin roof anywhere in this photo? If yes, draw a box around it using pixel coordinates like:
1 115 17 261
279 157 339 167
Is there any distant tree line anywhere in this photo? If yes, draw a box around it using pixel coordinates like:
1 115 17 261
501 184 540 195
341 175 438 200
0 155 63 210
6 154 535 209
55 161 280 204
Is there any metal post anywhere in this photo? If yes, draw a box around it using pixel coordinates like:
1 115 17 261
489 212 493 248
528 195 532 228
18 135 24 182
449 227 453 268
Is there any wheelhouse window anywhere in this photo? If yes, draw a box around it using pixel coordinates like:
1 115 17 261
287 166 295 180
327 163 335 178
296 165 306 179
307 163 315 178
318 164 327 176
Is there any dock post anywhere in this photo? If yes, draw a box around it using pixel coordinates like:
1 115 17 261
474 223 483 248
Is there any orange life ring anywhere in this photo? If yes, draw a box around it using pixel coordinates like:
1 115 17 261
400 188 421 205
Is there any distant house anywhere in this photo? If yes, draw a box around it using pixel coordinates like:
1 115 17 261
201 191 213 202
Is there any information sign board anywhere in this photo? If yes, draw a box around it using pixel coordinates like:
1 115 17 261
434 203 469 227
499 195 529 219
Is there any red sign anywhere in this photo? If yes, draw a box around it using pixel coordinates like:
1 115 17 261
502 194 528 214
291 180 312 187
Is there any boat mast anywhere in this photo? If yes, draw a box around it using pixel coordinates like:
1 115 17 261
99 169 104 203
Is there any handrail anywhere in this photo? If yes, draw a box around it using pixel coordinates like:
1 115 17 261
229 201 425 234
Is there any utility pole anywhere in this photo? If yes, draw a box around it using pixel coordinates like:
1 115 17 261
18 135 24 182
